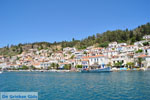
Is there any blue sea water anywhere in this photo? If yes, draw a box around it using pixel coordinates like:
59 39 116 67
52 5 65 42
0 71 150 100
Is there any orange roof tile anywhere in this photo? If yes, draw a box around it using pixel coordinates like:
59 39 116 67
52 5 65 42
59 62 69 64
33 63 40 66
82 59 89 61
126 45 135 47
138 54 147 58
89 55 104 58
82 56 89 58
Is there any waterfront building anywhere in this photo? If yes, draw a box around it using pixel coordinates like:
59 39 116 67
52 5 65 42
88 55 108 67
135 54 150 68
81 56 89 68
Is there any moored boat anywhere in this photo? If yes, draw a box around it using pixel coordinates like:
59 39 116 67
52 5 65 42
81 67 112 73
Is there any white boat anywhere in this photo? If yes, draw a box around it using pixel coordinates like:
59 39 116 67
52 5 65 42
140 67 147 71
0 71 3 74
81 67 112 73
56 70 70 72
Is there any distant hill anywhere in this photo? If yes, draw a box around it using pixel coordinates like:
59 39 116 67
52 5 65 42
0 22 150 57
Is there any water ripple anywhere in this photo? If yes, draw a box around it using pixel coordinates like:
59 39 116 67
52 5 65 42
0 71 150 100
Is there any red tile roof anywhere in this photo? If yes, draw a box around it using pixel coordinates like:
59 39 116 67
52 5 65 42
89 55 104 58
138 54 148 58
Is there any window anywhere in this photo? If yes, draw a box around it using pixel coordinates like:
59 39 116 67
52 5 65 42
113 61 115 64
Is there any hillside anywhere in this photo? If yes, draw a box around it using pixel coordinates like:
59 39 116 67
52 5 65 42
0 22 150 57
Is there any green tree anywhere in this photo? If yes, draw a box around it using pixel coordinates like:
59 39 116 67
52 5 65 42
137 58 143 68
56 64 59 69
21 65 29 70
143 42 149 46
114 62 123 66
19 47 23 54
30 65 36 70
76 65 82 68
51 63 56 69
99 42 108 47
126 62 134 68
83 51 87 55
72 38 75 41
47 66 52 70
135 49 143 53
64 64 71 70
70 55 75 59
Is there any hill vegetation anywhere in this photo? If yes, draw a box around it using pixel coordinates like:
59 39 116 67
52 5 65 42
0 22 150 57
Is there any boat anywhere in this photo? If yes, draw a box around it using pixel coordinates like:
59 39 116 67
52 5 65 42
111 67 119 71
0 71 3 74
139 67 148 71
56 70 70 72
81 67 112 73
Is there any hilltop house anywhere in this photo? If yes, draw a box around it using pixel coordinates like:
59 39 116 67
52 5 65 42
108 42 118 48
134 40 147 46
143 35 150 40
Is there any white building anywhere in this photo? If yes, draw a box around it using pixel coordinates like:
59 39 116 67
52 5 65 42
134 40 147 46
135 54 150 68
118 43 127 47
0 63 7 68
103 50 118 58
89 55 108 67
143 35 150 40
108 42 118 48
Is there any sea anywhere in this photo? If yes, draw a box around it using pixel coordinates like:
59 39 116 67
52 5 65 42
0 71 150 100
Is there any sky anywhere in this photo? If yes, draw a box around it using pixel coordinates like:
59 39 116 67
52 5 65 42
0 0 150 47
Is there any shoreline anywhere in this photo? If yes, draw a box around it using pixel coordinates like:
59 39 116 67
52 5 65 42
2 69 150 73
5 69 72 72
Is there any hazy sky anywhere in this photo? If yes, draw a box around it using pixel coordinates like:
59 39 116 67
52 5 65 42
0 0 150 47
